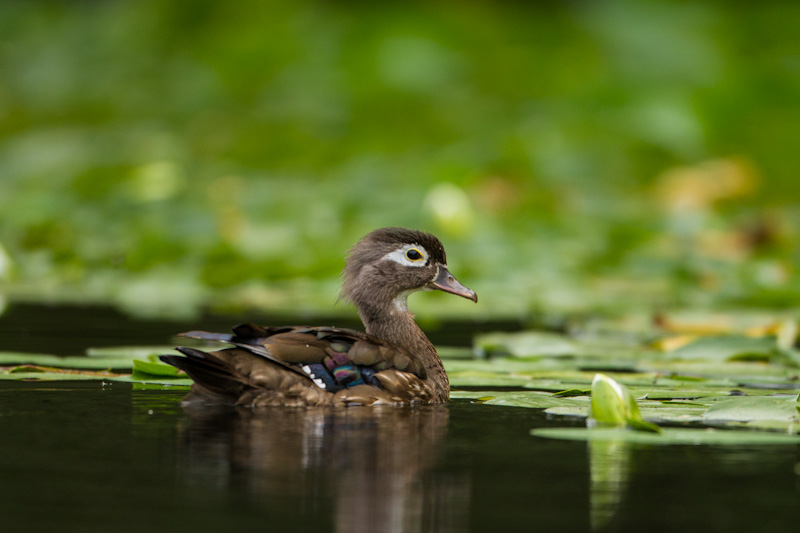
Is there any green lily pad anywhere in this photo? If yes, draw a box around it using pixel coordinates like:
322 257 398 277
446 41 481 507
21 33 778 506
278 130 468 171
664 374 708 382
0 350 173 370
0 352 122 370
0 367 193 386
436 347 476 360
701 396 800 422
727 352 772 362
116 376 194 386
0 371 116 381
131 382 192 390
552 388 591 397
447 370 532 387
449 390 503 401
531 427 800 445
451 390 590 409
723 419 800 434
544 405 709 424
669 335 777 361
544 406 589 418
132 359 182 377
475 331 578 357
86 346 175 359
637 407 707 423
642 390 731 400
444 358 568 374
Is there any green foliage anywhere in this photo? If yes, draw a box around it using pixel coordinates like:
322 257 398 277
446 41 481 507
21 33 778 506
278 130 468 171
702 396 800 422
1 1 800 316
462 316 800 435
132 358 182 378
531 427 800 445
0 348 190 386
590 373 662 433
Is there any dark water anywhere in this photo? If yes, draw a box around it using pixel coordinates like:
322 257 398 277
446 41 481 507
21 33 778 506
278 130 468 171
0 303 526 355
1 305 800 532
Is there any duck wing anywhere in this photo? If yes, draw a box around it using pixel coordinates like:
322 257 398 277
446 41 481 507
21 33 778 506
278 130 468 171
159 323 428 405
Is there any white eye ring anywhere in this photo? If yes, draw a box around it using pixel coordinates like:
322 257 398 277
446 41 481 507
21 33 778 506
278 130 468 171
382 244 429 267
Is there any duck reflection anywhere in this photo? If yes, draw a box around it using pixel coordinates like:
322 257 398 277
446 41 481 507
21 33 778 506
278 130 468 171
175 404 468 532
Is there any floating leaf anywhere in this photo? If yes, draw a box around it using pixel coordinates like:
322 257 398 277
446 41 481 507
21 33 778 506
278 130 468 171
531 427 800 445
0 371 115 381
86 346 175 359
117 376 194 386
547 402 729 426
458 390 590 409
449 390 500 401
436 347 475 360
448 370 532 387
701 396 800 423
0 351 135 370
131 382 191 390
4 365 123 377
9 365 47 373
545 406 589 418
724 419 800 434
727 352 771 363
475 331 577 357
642 390 730 400
132 359 182 377
664 374 708 382
552 388 590 397
669 335 777 361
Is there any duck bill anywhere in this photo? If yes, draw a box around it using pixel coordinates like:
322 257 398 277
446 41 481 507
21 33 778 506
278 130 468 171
429 265 478 303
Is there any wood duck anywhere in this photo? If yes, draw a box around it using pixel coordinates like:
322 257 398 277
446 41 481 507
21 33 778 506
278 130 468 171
160 227 477 406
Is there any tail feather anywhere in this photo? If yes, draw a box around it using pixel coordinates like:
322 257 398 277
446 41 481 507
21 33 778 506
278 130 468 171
178 331 234 342
160 347 245 399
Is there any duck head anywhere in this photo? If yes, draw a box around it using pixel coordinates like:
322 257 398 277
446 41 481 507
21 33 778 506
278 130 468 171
341 227 477 317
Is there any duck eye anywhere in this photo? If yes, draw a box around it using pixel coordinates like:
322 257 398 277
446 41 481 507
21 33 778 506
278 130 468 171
405 248 423 261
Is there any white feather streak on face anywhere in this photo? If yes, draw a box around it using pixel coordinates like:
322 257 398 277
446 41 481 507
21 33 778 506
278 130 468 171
381 244 429 268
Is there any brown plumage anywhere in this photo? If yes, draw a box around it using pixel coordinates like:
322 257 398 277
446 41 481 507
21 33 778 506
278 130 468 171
160 227 477 406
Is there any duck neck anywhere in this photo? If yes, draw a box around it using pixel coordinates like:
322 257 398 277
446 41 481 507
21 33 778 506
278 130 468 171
357 298 449 402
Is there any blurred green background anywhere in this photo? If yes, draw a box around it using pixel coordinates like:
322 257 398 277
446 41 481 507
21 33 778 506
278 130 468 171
1 0 800 320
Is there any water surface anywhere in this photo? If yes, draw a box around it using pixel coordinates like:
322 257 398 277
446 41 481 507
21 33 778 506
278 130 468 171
1 306 799 531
